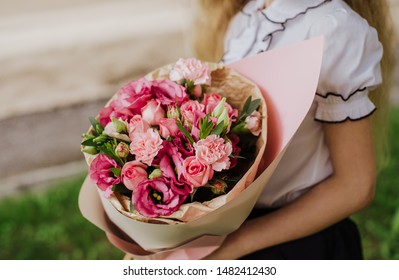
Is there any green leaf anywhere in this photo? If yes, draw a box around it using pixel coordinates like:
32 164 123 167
242 96 252 115
177 123 195 144
210 121 224 136
247 99 261 116
89 117 104 135
99 144 124 167
112 184 132 197
81 138 96 147
110 168 121 177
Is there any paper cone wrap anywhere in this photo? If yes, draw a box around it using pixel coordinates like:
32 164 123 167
79 37 324 259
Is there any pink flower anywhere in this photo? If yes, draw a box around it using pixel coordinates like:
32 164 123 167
194 134 232 172
245 111 262 136
128 115 150 139
202 93 238 121
114 78 153 117
130 128 163 166
158 118 179 139
89 154 121 197
121 161 148 190
141 99 166 126
151 79 188 106
169 58 211 85
227 134 241 168
182 156 214 187
180 100 205 125
132 178 188 218
154 141 193 195
98 105 114 127
172 134 195 158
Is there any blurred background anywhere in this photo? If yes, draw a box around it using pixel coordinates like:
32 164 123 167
0 0 398 260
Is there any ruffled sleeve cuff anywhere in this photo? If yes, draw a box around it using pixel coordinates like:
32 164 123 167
314 88 376 123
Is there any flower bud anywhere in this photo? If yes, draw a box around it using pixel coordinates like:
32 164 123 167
81 146 98 155
206 179 228 195
115 142 130 158
93 134 108 144
217 107 230 131
148 168 163 179
167 104 181 120
112 118 127 134
212 97 226 118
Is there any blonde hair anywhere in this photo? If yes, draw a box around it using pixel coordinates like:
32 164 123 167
193 0 395 169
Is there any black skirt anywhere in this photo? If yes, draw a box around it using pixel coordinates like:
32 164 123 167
239 208 363 260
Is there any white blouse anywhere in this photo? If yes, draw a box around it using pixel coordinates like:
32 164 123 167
222 0 383 207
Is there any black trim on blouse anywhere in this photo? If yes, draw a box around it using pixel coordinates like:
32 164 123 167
315 87 368 102
221 0 332 63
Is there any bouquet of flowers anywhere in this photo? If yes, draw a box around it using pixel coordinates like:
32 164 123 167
81 58 266 225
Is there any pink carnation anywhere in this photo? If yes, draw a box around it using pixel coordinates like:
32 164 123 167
182 156 214 187
194 134 232 172
132 178 188 218
130 128 163 166
169 58 211 85
128 115 150 138
89 154 121 197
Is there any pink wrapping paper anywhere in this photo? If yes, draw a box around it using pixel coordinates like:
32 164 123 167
79 37 324 259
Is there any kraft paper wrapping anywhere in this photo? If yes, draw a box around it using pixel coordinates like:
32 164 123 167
97 63 267 224
79 37 324 259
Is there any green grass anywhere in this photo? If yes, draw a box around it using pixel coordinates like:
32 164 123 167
0 107 398 260
0 173 124 260
353 107 399 260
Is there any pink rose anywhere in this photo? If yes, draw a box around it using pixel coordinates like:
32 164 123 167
89 154 121 197
130 128 163 166
132 178 187 218
158 118 179 139
169 58 211 85
121 161 148 190
180 100 205 125
194 134 232 172
151 79 188 106
141 99 166 126
128 115 150 139
245 111 262 136
182 156 214 187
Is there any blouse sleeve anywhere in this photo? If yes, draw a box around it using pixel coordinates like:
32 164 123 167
309 8 383 123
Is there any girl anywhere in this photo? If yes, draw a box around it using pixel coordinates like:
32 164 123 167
194 0 395 259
